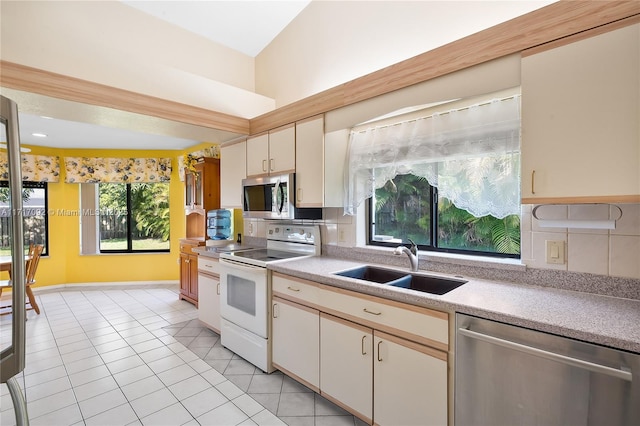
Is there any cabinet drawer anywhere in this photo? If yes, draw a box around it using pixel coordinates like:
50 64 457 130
198 257 220 275
180 243 197 254
272 273 321 306
321 288 449 350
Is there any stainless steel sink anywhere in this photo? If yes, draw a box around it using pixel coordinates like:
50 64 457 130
387 273 467 295
333 265 467 295
333 265 408 284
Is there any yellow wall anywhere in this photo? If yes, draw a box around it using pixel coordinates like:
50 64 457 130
24 146 188 288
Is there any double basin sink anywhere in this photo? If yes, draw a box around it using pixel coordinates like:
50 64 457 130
334 265 467 295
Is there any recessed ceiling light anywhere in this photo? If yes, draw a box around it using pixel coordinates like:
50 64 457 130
40 116 53 120
32 133 47 138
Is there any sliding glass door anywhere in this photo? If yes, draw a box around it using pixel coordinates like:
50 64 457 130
0 94 28 424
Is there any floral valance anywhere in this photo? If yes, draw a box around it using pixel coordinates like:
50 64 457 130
178 145 220 182
0 153 61 182
64 157 172 183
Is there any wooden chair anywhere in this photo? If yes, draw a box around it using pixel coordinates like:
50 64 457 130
0 244 43 315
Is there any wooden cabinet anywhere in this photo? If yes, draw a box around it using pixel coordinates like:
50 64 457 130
272 297 320 391
198 257 221 333
246 125 295 177
271 272 449 425
521 23 640 204
220 140 246 209
179 240 200 306
185 157 221 239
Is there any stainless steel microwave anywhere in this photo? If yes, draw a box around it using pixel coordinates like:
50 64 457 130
242 174 322 220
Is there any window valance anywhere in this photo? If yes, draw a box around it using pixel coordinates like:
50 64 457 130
344 95 521 218
0 153 60 182
64 157 172 183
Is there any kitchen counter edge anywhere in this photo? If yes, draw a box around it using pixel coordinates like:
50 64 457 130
268 256 640 354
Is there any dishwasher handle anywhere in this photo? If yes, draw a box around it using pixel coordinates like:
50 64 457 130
458 327 633 382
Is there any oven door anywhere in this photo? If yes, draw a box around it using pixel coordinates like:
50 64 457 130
219 258 269 338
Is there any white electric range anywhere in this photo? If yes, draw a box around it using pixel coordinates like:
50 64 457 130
218 223 321 372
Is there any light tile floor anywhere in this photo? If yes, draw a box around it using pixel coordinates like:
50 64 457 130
0 286 364 426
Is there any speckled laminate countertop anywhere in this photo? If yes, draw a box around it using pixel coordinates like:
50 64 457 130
268 256 640 354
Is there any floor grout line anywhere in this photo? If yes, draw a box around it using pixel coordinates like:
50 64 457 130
2 288 365 426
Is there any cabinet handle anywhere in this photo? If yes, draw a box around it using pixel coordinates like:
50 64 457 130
272 303 278 318
531 170 536 195
363 308 381 316
185 259 190 264
216 283 220 295
270 158 274 171
262 159 267 172
377 341 383 362
362 336 367 355
287 286 300 292
297 188 303 202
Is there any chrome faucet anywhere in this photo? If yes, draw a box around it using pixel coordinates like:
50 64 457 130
394 239 419 272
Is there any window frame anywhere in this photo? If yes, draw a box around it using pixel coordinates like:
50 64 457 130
98 182 170 254
367 182 520 260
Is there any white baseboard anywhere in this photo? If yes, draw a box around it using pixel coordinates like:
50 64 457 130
0 280 179 300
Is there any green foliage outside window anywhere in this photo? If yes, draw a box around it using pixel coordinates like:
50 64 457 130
372 174 520 256
99 182 170 251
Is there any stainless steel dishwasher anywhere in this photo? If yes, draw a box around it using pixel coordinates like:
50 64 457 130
455 313 639 425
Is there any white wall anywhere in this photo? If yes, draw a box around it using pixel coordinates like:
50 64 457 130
255 0 554 108
0 1 274 118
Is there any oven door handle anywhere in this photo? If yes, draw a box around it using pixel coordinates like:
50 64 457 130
220 258 265 271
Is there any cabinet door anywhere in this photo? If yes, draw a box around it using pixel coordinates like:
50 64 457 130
295 116 324 207
320 313 373 423
198 272 220 332
185 172 195 208
247 133 269 177
179 252 190 297
272 297 320 390
188 254 199 302
373 331 447 426
521 24 640 203
220 140 246 208
268 125 295 174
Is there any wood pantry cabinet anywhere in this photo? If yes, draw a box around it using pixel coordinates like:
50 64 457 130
179 240 199 306
246 124 295 177
520 23 640 204
180 157 220 305
184 157 221 239
271 272 449 426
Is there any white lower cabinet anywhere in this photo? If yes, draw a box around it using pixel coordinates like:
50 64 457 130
373 331 448 426
271 273 449 426
198 258 221 333
320 314 373 423
272 297 320 390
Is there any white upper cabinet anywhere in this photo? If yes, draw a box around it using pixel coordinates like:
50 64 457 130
521 23 640 204
295 115 347 208
220 140 247 209
246 125 295 177
295 115 324 207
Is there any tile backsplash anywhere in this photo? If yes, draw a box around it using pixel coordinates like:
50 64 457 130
522 203 640 279
243 203 640 281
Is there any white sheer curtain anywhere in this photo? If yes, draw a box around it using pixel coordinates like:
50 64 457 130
344 95 521 218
